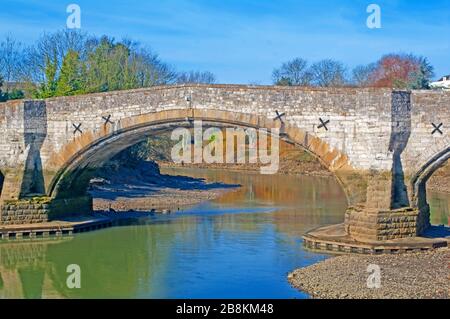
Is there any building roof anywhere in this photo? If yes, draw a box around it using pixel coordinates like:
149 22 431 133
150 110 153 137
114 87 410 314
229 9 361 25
437 75 450 82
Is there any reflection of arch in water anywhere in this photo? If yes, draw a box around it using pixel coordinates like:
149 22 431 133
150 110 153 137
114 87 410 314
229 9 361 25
0 220 197 298
411 147 450 231
0 238 71 299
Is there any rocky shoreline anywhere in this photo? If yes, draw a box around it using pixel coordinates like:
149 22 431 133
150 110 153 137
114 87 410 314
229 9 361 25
92 154 449 300
288 247 449 299
93 187 235 212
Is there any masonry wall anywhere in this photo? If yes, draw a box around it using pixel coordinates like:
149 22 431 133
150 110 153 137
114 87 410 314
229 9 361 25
404 91 450 173
1 200 49 225
0 85 395 172
345 206 419 242
0 85 448 204
0 196 92 225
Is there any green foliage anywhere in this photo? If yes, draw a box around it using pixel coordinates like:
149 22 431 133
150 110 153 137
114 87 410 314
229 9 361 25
34 52 58 98
0 75 25 101
7 30 177 99
275 54 435 89
352 53 434 89
22 33 181 99
55 50 85 96
275 77 293 86
296 151 316 163
407 56 434 89
1 30 216 163
6 89 24 100
85 38 137 92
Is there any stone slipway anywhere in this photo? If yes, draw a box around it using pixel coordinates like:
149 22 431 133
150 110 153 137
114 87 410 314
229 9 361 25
303 223 449 254
0 215 116 239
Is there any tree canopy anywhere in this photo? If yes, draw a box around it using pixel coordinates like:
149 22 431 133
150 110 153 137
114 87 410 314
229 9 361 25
366 54 434 89
0 30 216 101
272 58 312 86
273 53 435 89
176 71 216 84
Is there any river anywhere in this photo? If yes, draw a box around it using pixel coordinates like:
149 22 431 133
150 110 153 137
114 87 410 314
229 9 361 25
0 168 448 298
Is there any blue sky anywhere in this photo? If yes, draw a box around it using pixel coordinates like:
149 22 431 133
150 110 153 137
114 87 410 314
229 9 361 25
0 0 449 84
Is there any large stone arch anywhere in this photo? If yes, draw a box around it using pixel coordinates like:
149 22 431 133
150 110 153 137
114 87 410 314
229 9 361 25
42 108 365 218
409 146 450 233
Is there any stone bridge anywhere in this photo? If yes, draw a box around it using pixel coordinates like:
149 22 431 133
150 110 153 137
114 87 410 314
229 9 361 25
0 85 448 242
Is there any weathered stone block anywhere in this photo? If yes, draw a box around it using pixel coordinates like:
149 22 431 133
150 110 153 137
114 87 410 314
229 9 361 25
345 206 421 242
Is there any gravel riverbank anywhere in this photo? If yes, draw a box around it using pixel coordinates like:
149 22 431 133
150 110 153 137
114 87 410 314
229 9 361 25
90 160 239 212
93 187 234 212
288 248 449 299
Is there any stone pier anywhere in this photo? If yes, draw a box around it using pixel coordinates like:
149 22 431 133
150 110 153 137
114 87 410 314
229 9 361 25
0 85 448 245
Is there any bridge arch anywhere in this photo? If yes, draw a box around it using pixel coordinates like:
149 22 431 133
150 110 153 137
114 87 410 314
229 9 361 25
45 108 361 210
410 146 450 231
411 146 450 207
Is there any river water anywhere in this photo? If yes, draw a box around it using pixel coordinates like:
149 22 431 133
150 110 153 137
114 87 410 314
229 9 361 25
0 168 448 299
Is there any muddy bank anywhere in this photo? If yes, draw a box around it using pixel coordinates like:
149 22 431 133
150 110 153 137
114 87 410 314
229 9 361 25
159 148 333 177
93 188 234 212
90 160 239 212
288 247 449 299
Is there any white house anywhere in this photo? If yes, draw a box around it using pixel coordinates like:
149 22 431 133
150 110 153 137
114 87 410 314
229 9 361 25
430 75 450 89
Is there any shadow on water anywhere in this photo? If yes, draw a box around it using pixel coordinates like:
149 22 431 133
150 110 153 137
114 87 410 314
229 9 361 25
20 101 47 197
422 225 450 238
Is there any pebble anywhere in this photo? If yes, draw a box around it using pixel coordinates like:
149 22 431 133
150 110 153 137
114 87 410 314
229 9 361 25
288 247 449 299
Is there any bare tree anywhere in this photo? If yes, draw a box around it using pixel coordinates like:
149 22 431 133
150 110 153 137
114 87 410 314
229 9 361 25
309 59 348 87
272 58 312 86
131 48 177 87
22 29 90 84
352 63 377 87
0 35 25 89
176 71 216 84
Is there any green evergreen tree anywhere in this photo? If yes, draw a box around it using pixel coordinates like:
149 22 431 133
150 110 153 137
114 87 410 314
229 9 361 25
6 89 24 100
34 52 58 98
56 50 85 96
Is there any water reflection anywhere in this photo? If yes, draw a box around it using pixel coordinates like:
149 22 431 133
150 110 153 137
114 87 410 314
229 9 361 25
2 169 447 299
429 191 450 226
